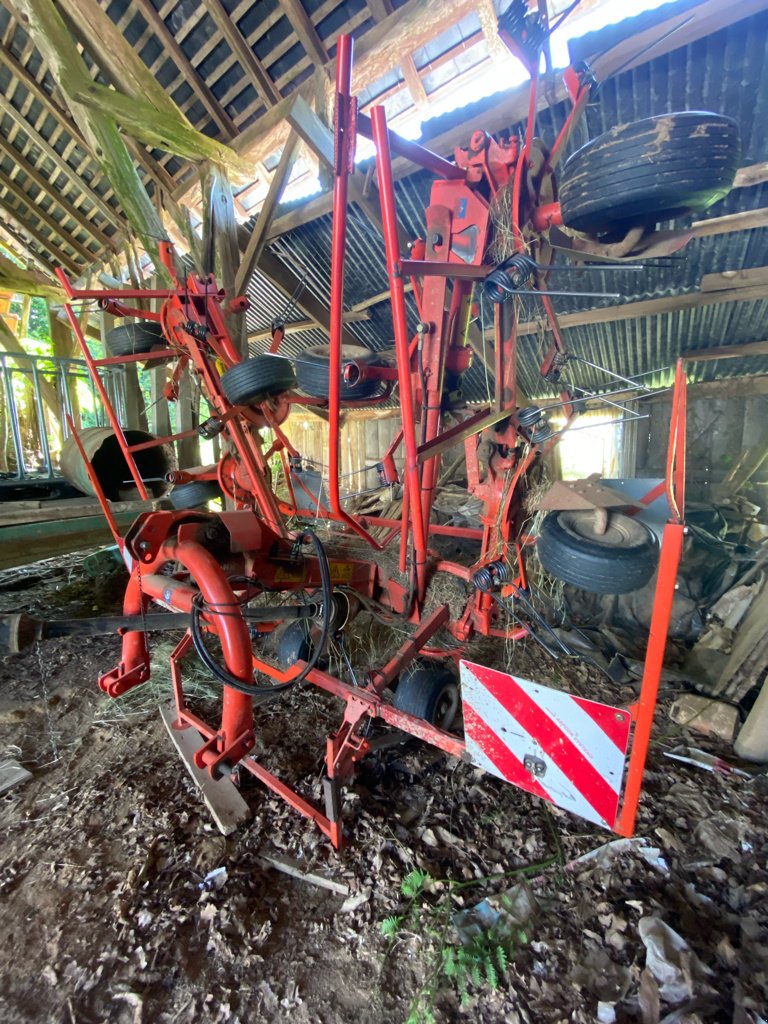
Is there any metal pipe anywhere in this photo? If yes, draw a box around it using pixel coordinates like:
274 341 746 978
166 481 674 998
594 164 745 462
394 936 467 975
325 34 382 551
371 102 428 598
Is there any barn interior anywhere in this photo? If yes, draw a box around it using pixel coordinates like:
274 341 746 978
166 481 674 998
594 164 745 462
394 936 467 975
0 0 767 1021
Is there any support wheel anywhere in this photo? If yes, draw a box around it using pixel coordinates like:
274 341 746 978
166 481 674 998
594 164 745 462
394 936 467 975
558 112 740 235
393 665 460 730
106 322 165 356
536 509 658 594
295 344 383 400
220 355 297 405
169 479 223 510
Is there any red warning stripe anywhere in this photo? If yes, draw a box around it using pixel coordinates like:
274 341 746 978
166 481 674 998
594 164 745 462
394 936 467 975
471 663 619 826
463 703 552 803
571 694 629 749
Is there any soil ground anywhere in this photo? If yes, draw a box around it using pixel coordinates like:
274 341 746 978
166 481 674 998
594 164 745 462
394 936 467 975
0 553 766 1024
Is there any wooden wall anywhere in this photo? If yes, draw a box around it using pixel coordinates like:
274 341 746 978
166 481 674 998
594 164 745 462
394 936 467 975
280 409 404 494
635 393 768 509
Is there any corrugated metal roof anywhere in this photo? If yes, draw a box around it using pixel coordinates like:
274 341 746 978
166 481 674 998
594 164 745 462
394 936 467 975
248 9 768 402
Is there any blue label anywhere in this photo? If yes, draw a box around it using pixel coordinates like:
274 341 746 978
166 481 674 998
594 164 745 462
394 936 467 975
457 198 467 218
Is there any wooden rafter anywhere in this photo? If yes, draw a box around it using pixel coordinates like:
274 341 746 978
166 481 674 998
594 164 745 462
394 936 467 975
0 91 122 228
235 131 302 296
367 0 428 108
681 340 768 361
0 169 96 263
692 207 768 237
201 0 283 107
0 133 115 251
132 0 238 139
734 163 768 188
0 197 81 274
0 221 58 277
279 0 329 67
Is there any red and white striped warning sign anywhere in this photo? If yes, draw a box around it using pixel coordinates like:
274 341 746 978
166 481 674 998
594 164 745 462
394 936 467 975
459 660 631 830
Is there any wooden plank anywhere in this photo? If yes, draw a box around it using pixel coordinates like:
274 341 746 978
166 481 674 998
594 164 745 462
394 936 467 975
681 340 768 361
279 0 329 67
514 283 768 337
0 221 58 277
133 0 238 139
352 282 412 312
0 512 138 569
248 310 370 341
400 56 429 108
734 162 768 188
286 95 334 169
700 266 768 293
0 498 151 527
258 853 349 895
235 131 301 296
202 0 283 107
691 206 768 238
159 706 252 836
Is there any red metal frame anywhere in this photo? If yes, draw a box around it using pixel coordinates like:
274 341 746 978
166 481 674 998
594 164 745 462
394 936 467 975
58 33 691 848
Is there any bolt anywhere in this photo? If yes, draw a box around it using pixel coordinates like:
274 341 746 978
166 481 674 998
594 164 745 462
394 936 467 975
614 712 625 722
430 232 443 248
138 541 150 552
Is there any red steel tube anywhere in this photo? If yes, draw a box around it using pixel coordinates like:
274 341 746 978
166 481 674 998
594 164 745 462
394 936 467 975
326 34 382 551
371 103 428 598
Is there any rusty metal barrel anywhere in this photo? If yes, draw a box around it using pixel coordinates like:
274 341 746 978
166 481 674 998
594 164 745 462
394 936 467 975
60 427 175 501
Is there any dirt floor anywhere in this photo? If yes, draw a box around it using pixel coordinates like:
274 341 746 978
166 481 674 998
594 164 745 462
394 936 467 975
0 554 766 1024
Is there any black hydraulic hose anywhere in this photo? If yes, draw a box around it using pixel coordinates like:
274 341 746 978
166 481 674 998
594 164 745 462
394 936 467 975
189 529 333 697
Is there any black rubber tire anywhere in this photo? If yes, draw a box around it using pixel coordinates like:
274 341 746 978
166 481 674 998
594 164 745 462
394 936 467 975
169 479 223 510
393 665 460 730
537 509 659 594
276 620 329 670
295 344 383 400
559 112 741 234
220 355 297 405
105 322 165 356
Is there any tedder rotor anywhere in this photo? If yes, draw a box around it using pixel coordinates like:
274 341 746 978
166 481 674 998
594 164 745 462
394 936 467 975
43 16 740 847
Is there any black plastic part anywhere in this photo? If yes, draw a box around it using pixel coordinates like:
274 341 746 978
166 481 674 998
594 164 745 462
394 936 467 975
393 665 460 730
169 479 223 510
220 355 297 405
295 344 384 400
276 619 313 668
559 112 741 234
536 509 659 594
105 322 165 356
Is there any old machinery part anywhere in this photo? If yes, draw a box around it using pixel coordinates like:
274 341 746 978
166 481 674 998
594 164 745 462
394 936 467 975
537 509 659 594
516 405 543 428
471 559 511 592
189 529 333 697
219 354 297 405
169 479 224 510
393 665 460 730
105 321 165 357
558 112 741 234
294 343 385 401
529 422 558 445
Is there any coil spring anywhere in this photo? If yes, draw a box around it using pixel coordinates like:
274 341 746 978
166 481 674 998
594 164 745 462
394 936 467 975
516 405 542 428
472 559 511 592
483 253 537 304
530 422 557 445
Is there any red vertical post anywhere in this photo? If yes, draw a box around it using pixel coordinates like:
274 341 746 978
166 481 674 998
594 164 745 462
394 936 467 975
371 104 428 599
326 34 382 550
615 522 684 836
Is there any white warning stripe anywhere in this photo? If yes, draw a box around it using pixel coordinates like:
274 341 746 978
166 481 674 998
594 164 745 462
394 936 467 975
462 673 611 827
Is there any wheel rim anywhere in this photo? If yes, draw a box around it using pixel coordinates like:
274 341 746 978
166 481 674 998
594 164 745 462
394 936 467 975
433 684 459 730
558 510 650 549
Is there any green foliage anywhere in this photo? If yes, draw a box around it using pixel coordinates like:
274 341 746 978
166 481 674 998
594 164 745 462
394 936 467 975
401 869 432 899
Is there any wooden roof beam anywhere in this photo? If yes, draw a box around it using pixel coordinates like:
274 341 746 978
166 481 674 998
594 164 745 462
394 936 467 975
0 91 122 228
367 0 428 108
734 163 768 188
0 197 81 274
132 0 238 140
0 221 58 277
692 207 768 238
0 169 97 263
0 133 116 250
279 0 329 67
202 0 282 107
681 340 768 361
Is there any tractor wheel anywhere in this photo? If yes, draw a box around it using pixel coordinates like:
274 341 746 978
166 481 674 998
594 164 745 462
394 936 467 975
393 665 460 730
276 619 330 670
105 322 166 356
220 355 297 406
169 479 223 510
536 509 658 594
558 112 740 234
295 343 383 400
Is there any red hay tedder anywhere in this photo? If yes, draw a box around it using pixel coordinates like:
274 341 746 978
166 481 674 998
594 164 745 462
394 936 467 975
41 11 740 847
